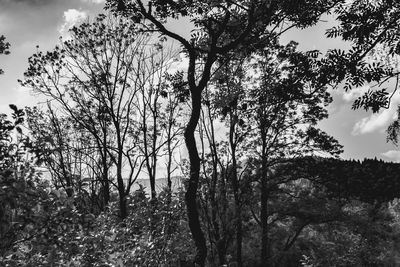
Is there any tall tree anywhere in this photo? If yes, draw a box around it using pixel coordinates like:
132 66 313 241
162 71 186 191
201 54 249 266
134 47 184 199
197 98 234 266
249 42 342 264
209 42 342 265
107 1 344 264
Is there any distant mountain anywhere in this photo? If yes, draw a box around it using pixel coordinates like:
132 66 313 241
283 156 400 203
131 176 185 195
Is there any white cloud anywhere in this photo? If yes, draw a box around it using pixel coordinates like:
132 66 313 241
166 53 189 74
0 85 39 115
381 150 400 162
352 106 397 135
352 92 400 135
342 85 370 102
59 9 88 36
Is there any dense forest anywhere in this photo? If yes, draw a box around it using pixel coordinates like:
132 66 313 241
2 0 400 266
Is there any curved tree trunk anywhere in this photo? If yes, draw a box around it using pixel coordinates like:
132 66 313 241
184 89 207 266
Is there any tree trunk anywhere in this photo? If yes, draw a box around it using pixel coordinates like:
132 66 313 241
211 170 225 266
166 122 173 191
233 185 242 266
150 175 156 199
142 99 157 199
204 95 227 266
230 153 243 267
117 180 127 219
102 165 110 209
102 126 110 208
116 152 127 219
102 167 110 210
259 104 270 266
229 112 242 267
260 161 269 266
184 89 207 266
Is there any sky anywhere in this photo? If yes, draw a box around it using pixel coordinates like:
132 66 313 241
0 0 399 163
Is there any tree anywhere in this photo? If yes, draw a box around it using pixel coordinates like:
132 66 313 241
0 35 10 75
323 1 400 142
293 157 400 205
250 42 343 264
162 71 186 191
197 54 251 266
22 14 185 218
211 42 342 264
212 55 249 265
197 100 236 265
180 40 342 265
26 105 110 213
281 157 400 266
107 1 344 264
134 47 184 199
21 15 158 219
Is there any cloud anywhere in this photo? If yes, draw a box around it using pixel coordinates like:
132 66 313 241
0 85 38 115
80 0 105 3
342 85 370 102
166 53 189 74
59 9 88 36
352 106 397 135
381 150 400 162
352 91 400 135
0 0 44 4
0 0 62 6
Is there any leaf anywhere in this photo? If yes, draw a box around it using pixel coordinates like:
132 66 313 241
9 104 18 112
16 126 22 134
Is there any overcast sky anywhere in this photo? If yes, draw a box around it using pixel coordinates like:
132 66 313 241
0 0 399 162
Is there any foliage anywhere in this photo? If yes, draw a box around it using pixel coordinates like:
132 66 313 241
4 1 400 266
21 13 184 218
193 38 344 265
273 157 400 266
1 186 194 266
107 0 343 55
323 1 400 143
243 157 400 266
104 1 347 264
0 35 10 75
0 106 48 256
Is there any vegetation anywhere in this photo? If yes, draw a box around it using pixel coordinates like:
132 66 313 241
1 0 400 266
